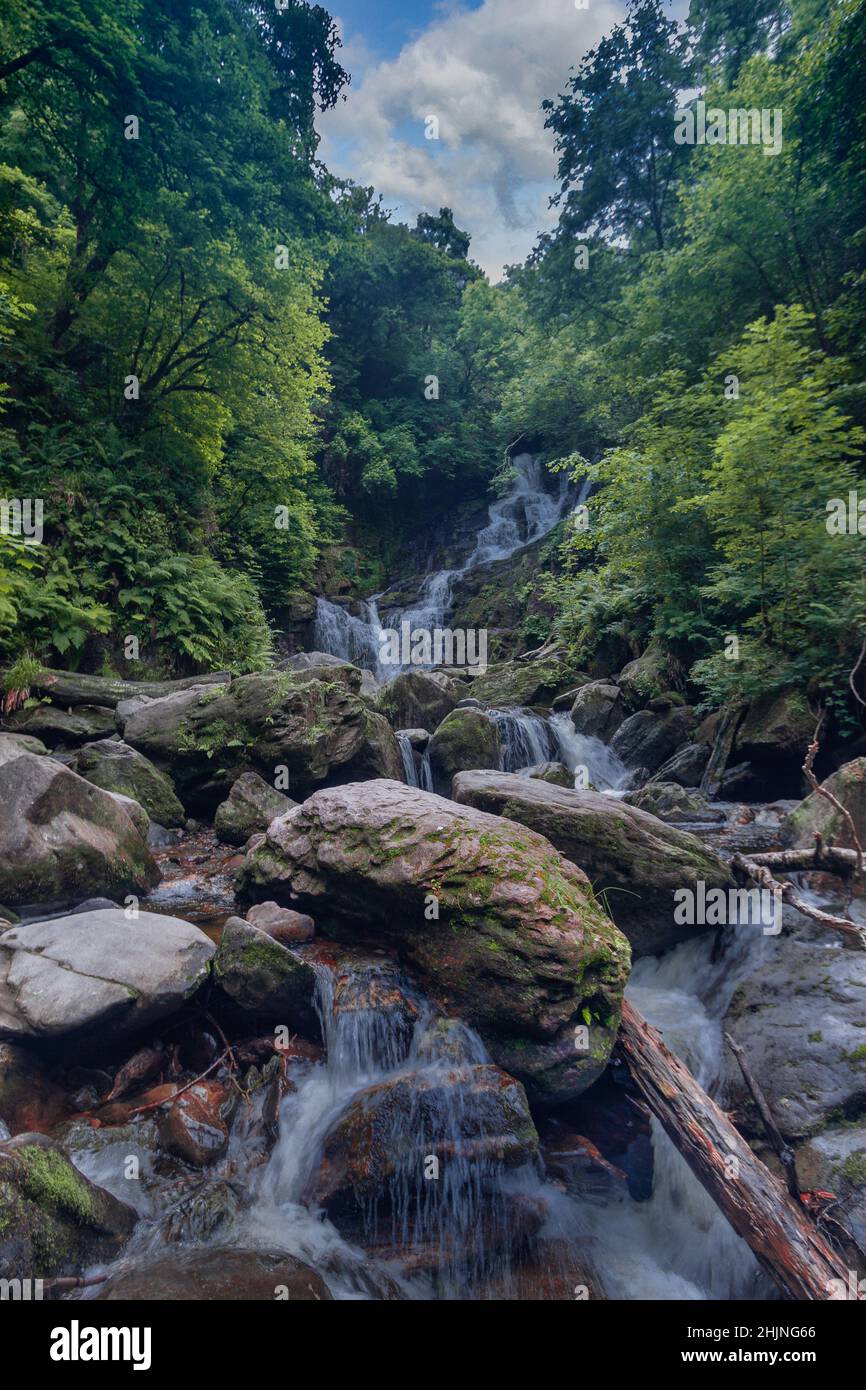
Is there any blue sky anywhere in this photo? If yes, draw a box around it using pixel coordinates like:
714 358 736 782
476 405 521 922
318 1 689 278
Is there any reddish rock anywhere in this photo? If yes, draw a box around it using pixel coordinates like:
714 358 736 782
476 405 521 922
157 1079 236 1166
0 1042 68 1134
246 900 315 943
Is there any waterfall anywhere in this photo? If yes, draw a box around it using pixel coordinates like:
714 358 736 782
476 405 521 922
312 597 384 678
490 708 557 772
397 732 418 787
550 711 629 792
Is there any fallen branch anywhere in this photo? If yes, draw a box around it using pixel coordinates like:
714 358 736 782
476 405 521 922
803 713 864 878
40 1272 108 1294
731 852 866 951
724 1031 801 1201
122 1047 232 1117
619 1001 858 1300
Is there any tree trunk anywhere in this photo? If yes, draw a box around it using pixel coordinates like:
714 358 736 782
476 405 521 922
30 669 231 710
618 1000 856 1300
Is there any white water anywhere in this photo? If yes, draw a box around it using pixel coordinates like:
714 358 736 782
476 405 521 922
551 710 630 791
312 454 577 681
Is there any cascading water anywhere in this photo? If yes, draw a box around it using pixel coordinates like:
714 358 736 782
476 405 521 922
397 732 419 788
312 596 385 678
550 711 629 792
491 708 557 772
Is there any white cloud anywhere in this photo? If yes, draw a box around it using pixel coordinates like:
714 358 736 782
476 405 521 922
319 0 623 278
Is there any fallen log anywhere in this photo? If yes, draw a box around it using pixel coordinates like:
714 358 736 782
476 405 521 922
29 668 231 709
618 1000 858 1300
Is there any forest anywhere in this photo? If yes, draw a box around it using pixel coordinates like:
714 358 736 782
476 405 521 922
2 0 866 1316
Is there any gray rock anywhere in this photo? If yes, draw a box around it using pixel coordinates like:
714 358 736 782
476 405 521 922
380 669 461 730
570 682 627 740
214 771 295 846
722 941 866 1140
2 704 115 746
0 909 214 1042
0 752 159 909
0 732 47 758
212 916 316 1026
623 782 723 823
526 761 574 788
106 790 150 838
651 742 710 788
74 738 185 827
610 706 697 774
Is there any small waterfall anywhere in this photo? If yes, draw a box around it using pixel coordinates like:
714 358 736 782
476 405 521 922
397 732 418 788
313 597 384 677
551 711 629 792
490 708 556 772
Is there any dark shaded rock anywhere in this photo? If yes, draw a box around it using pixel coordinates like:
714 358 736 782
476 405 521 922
212 916 316 1027
570 682 627 740
2 704 115 746
427 707 501 792
610 706 697 774
651 742 710 788
379 670 460 731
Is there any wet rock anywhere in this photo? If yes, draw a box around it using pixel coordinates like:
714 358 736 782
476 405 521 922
0 1042 68 1134
121 669 403 806
0 1132 138 1278
610 706 697 775
795 1123 866 1252
414 1017 487 1066
623 782 723 823
157 1078 236 1167
400 727 431 748
570 681 627 740
246 900 315 943
427 707 501 792
651 742 710 788
241 780 630 1103
784 757 866 850
452 770 733 959
470 653 580 709
212 916 316 1027
721 941 866 1140
214 771 295 846
95 1246 333 1300
2 704 115 746
379 670 460 731
74 738 185 827
310 1064 539 1216
0 752 159 910
0 910 214 1043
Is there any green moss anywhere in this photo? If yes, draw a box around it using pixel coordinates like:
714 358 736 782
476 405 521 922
19 1145 95 1225
840 1152 866 1186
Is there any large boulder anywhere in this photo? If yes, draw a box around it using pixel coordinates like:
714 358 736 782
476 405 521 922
214 771 295 846
721 941 866 1141
0 909 215 1043
0 1132 137 1278
609 706 697 775
379 670 461 731
427 707 501 793
0 750 159 910
783 758 866 850
451 770 733 959
616 643 670 709
570 682 627 741
650 743 710 788
74 738 185 827
95 1246 332 1300
120 669 403 807
240 780 631 1104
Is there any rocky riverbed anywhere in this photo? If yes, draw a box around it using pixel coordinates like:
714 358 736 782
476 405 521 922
2 650 865 1301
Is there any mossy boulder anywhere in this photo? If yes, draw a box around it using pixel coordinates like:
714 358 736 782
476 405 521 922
120 668 403 807
0 1132 137 1279
616 643 670 710
452 770 733 958
427 708 501 793
570 681 627 740
0 751 159 910
783 758 866 850
2 703 115 747
75 738 185 827
734 687 814 794
214 771 295 846
239 780 631 1104
623 782 722 824
470 655 578 709
212 916 316 1030
527 761 574 788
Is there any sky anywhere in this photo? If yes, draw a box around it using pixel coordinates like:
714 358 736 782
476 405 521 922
315 0 669 279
